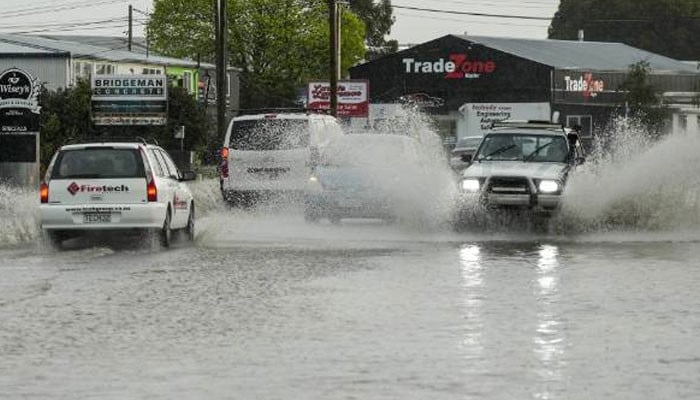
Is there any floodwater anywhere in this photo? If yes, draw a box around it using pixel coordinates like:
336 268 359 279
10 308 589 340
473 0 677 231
1 119 700 399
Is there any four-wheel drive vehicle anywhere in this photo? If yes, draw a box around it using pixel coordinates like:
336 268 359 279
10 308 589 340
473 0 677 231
39 140 196 248
220 113 344 206
449 135 483 172
455 121 585 218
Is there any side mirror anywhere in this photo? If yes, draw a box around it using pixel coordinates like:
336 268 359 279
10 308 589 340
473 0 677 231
460 153 472 163
181 170 197 181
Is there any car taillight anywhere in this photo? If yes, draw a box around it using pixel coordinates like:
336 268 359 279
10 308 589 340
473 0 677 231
220 148 229 178
147 174 158 202
40 182 49 203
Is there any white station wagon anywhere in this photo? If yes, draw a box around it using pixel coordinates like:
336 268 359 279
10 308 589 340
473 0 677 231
39 139 196 248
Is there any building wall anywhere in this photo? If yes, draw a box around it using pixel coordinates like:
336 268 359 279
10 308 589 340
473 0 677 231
0 56 69 91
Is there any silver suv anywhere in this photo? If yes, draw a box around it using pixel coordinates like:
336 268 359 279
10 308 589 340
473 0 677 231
455 121 585 221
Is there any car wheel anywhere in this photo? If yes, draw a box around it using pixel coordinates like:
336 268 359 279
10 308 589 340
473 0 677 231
185 203 195 241
329 214 342 225
304 208 320 223
43 229 63 250
159 210 172 248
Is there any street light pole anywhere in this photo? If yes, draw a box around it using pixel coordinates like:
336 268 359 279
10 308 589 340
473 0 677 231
329 0 338 117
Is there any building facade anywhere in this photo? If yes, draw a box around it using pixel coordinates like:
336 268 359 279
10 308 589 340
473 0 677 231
350 35 700 141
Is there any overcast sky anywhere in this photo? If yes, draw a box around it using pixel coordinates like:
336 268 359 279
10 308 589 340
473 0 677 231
1 0 559 45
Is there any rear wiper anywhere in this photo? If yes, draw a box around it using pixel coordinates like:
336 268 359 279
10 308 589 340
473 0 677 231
477 144 516 160
524 142 553 162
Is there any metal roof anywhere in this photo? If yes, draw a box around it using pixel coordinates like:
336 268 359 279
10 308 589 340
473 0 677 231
456 35 698 73
0 40 66 56
0 34 214 69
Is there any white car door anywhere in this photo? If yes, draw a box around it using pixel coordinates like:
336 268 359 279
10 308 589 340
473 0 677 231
156 148 191 228
148 148 180 227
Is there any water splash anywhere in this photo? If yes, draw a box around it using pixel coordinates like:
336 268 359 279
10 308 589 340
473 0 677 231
0 185 40 247
555 116 700 232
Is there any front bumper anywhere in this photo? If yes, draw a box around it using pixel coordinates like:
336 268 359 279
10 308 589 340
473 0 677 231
484 193 561 211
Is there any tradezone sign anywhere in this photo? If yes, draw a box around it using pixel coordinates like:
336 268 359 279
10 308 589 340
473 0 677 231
402 54 497 79
307 80 369 117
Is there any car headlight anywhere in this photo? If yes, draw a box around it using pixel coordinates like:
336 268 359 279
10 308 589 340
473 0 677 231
461 178 481 192
538 180 560 193
308 175 322 190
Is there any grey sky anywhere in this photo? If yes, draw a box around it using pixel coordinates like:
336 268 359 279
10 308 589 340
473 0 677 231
1 0 559 45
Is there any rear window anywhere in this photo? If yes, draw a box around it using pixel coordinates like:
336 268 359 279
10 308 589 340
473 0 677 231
228 119 310 150
51 148 145 179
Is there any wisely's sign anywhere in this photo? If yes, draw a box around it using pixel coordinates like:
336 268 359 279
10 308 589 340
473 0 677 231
307 80 369 117
402 54 497 79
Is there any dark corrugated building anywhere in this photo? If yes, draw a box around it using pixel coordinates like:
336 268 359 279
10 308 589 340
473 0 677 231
349 34 700 140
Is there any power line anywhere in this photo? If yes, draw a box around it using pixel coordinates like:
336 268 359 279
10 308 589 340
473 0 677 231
394 11 550 28
392 4 553 21
3 0 129 18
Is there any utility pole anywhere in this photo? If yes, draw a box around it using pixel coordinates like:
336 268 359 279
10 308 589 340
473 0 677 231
128 5 133 51
216 0 228 139
328 0 338 117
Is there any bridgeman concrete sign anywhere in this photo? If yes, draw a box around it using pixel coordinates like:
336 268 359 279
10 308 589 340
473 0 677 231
91 75 167 125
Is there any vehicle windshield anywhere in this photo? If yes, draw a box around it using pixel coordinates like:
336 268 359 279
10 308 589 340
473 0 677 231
51 148 145 179
229 119 310 151
474 133 569 163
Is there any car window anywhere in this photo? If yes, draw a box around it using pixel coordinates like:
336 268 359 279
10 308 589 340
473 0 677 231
158 149 181 179
51 148 145 179
153 150 174 178
148 149 167 177
475 133 568 162
228 118 310 150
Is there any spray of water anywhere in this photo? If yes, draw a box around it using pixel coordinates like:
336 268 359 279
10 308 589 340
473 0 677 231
555 116 700 232
0 185 40 247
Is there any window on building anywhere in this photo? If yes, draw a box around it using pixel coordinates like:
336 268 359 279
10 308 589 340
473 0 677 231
95 63 115 75
566 115 593 137
142 68 162 75
73 61 94 83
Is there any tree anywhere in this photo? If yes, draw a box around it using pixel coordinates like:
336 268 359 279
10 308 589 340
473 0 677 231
619 61 669 136
148 0 366 110
549 0 700 60
348 0 398 58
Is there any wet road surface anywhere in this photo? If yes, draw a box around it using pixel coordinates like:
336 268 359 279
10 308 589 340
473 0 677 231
2 211 700 400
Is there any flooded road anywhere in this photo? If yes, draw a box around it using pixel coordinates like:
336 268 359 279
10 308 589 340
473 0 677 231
3 122 700 398
1 210 700 399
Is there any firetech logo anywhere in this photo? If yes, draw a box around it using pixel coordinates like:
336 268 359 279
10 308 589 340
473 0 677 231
67 182 130 196
564 72 605 99
402 54 497 79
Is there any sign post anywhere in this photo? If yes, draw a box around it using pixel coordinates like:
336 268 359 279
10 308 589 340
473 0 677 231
0 67 41 186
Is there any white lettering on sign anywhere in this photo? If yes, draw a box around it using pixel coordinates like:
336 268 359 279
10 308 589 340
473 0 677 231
402 54 496 79
564 73 604 99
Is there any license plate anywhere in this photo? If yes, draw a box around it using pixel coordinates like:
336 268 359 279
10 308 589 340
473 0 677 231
83 213 111 223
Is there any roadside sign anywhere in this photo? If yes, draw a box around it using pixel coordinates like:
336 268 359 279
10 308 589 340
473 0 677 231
307 80 369 117
91 75 168 125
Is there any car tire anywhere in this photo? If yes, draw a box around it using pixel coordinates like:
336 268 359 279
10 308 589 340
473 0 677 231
159 210 172 248
329 214 342 225
304 207 321 223
185 203 195 241
43 229 63 250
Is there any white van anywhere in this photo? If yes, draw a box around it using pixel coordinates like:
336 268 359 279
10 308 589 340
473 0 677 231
220 113 344 206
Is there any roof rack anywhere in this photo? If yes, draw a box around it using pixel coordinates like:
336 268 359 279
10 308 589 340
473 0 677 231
490 120 564 130
66 136 157 146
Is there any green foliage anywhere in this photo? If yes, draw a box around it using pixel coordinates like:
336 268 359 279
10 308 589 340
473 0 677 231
38 81 212 168
619 61 669 135
148 0 367 109
549 0 700 60
348 0 398 57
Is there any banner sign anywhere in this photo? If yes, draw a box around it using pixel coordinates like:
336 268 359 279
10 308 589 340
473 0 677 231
307 80 369 117
91 75 167 125
0 68 41 134
553 70 626 105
